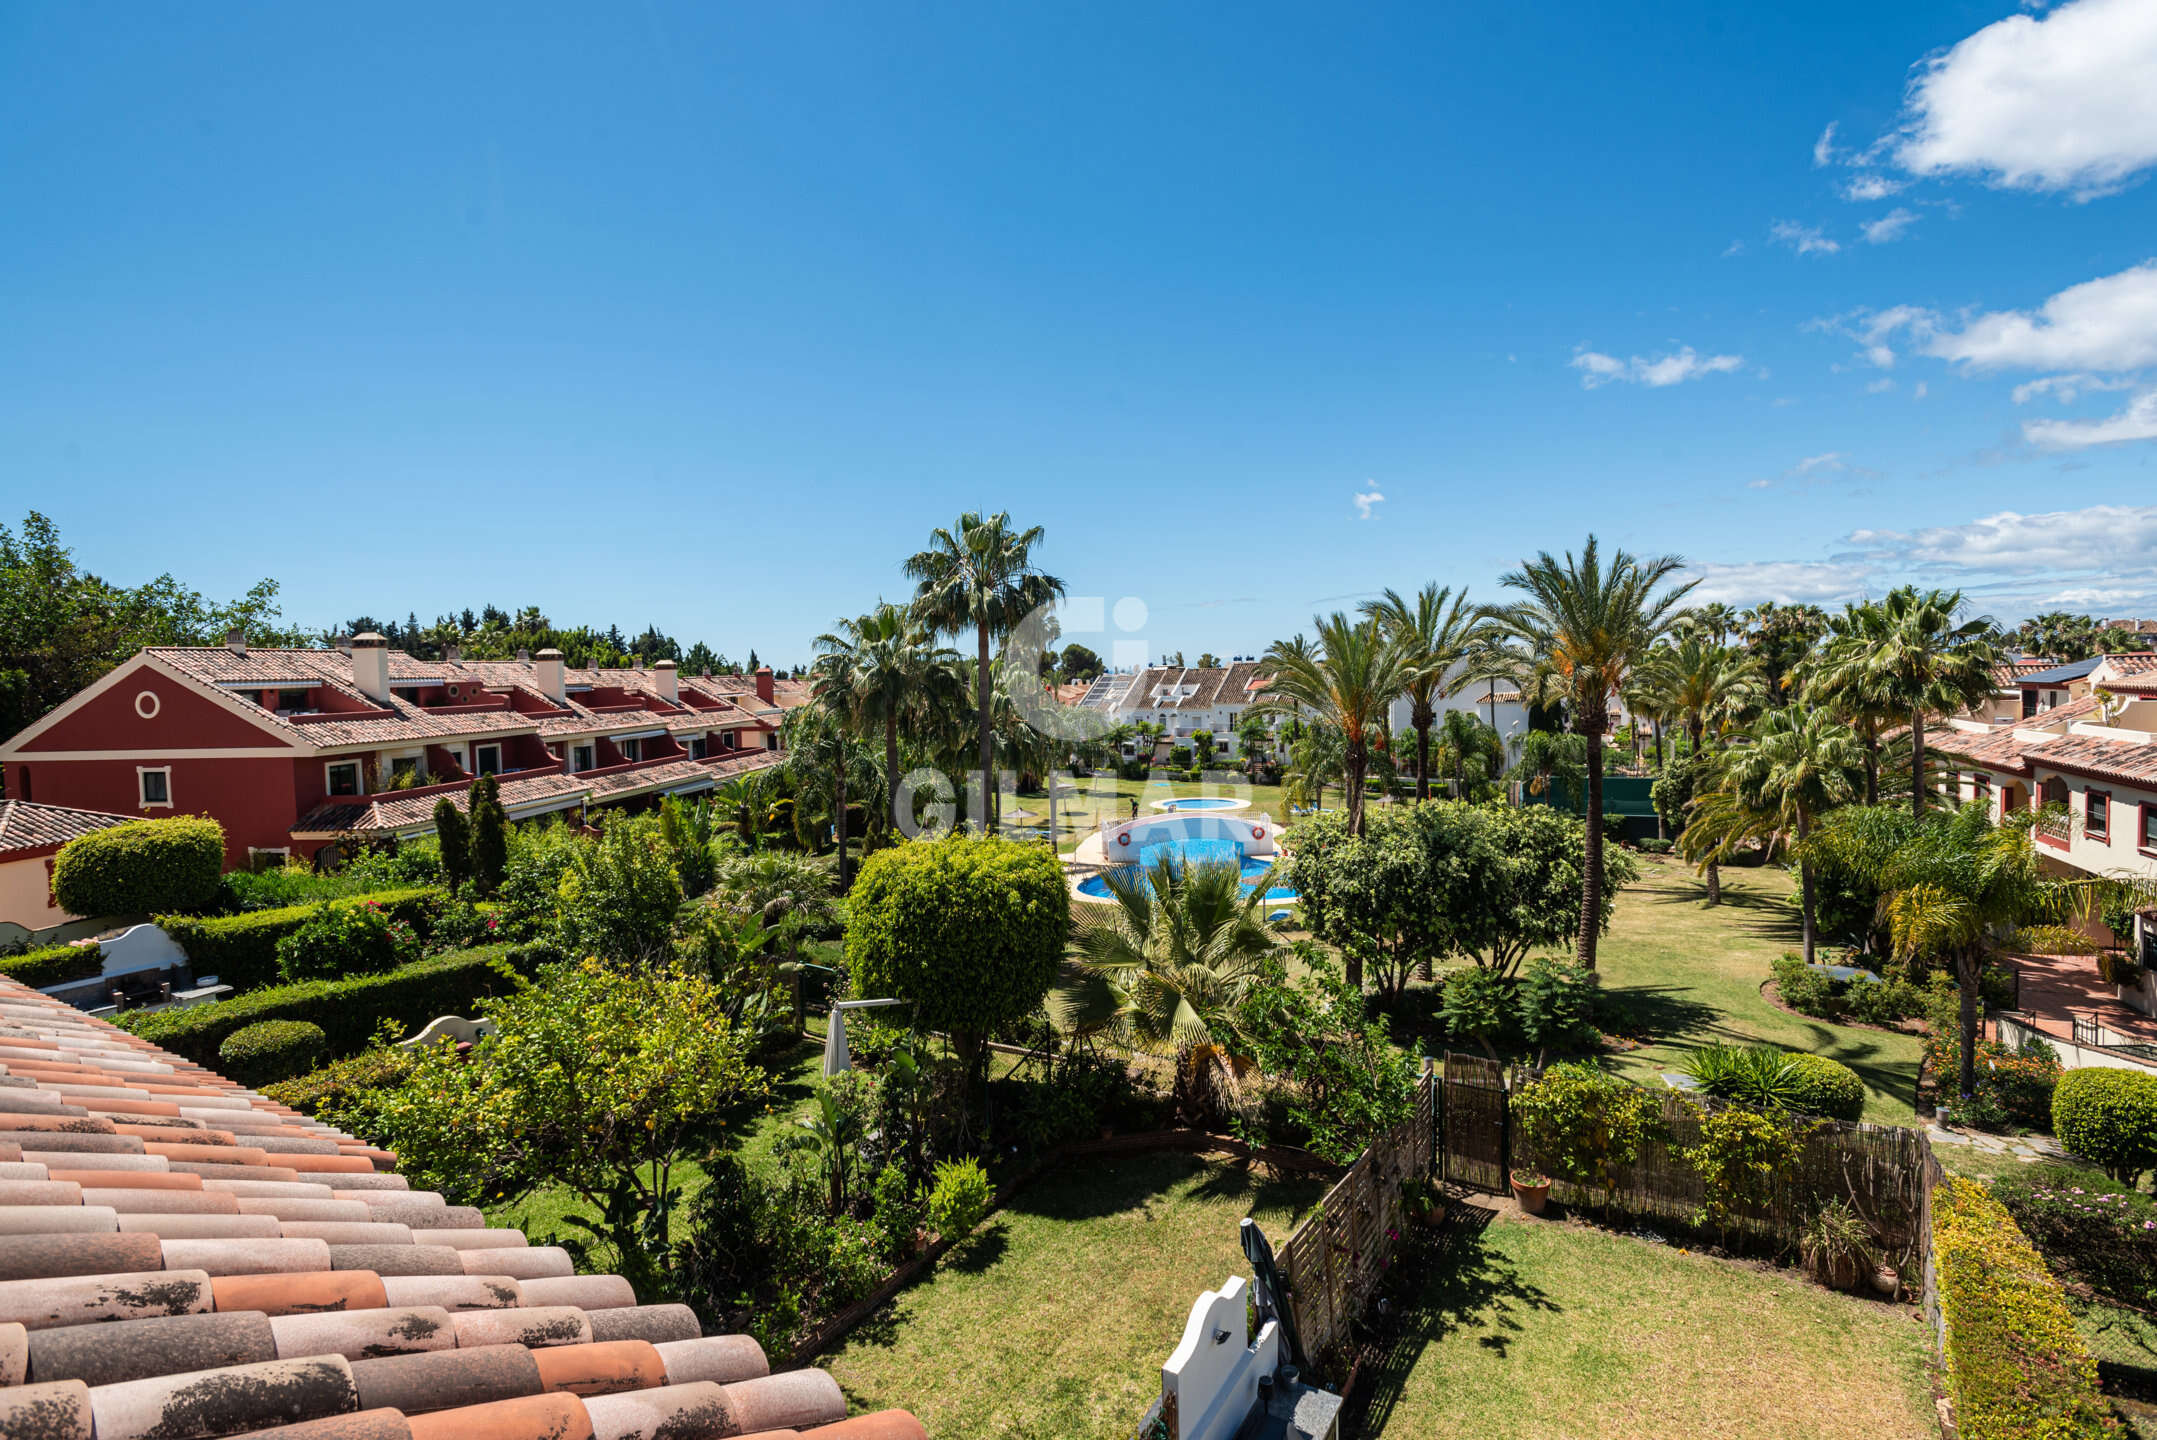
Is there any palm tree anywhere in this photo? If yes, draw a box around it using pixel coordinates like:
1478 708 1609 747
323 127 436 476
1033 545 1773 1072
1359 584 1491 801
712 770 775 850
1492 536 1695 969
1252 613 1413 836
814 603 960 840
1052 854 1279 1119
1866 588 2006 817
1433 708 1505 799
1688 602 1743 647
782 704 875 887
1284 721 1346 814
1804 602 1906 806
1647 632 1764 756
1684 705 1862 963
905 513 1065 830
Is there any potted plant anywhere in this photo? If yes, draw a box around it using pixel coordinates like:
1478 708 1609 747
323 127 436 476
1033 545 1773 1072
1798 1198 1878 1292
1401 1176 1447 1229
1510 1166 1552 1216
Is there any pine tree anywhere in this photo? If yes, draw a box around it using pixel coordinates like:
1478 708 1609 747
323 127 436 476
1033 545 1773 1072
468 774 508 895
433 796 472 894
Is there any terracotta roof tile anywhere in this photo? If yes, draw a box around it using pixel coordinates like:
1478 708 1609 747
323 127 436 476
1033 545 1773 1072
0 802 137 858
2023 733 2157 788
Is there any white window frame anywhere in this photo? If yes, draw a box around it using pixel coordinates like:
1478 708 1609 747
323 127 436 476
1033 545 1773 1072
248 846 291 871
474 743 503 776
137 766 173 808
325 760 364 798
571 744 595 773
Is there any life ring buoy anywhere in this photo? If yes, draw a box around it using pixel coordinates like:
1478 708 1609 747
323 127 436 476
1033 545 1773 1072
1251 825 1266 840
1117 832 1131 847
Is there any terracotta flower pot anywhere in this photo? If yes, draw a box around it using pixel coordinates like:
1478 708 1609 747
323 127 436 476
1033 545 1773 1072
1510 1175 1551 1216
1870 1265 1900 1297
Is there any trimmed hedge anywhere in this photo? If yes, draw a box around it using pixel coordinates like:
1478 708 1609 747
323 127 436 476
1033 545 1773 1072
262 1047 414 1116
0 943 105 990
2054 1067 2157 1184
1782 1053 1866 1123
1933 1176 2116 1439
158 888 442 993
219 1020 328 1088
51 818 225 919
114 943 539 1066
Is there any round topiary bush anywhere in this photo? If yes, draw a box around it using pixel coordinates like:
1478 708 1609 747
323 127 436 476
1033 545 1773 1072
219 1020 329 1088
1782 1053 1866 1122
2054 1067 2157 1183
845 834 1069 1073
52 817 225 919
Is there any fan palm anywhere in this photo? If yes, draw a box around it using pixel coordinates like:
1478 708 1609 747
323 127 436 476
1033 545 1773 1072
712 770 775 850
1865 587 2005 817
1805 601 1915 806
813 603 960 838
1252 613 1413 836
1359 584 1493 800
904 512 1065 830
1492 536 1696 968
1283 720 1346 813
1052 854 1280 1117
782 703 877 887
1433 708 1506 799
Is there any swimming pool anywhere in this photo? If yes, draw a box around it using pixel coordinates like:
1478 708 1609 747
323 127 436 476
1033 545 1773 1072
1152 796 1243 811
1074 829 1299 902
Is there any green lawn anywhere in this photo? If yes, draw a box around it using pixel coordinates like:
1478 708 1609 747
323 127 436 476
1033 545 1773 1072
1019 774 1291 854
1595 855 1927 1126
1364 1209 1937 1440
821 1150 1326 1440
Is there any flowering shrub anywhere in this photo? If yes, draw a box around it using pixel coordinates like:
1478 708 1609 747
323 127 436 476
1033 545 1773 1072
275 901 417 982
1994 1164 2157 1308
1927 1028 2061 1133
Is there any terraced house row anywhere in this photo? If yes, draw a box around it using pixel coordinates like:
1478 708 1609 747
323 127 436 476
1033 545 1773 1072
0 976 923 1440
0 633 803 874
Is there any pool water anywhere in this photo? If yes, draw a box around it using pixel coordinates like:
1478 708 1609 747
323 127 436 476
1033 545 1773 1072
1158 796 1239 810
1077 837 1299 902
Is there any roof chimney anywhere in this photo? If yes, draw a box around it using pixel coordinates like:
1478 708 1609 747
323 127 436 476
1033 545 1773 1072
653 659 679 703
535 648 565 705
350 632 391 704
333 634 352 656
755 665 775 705
516 647 530 663
225 627 247 657
444 643 462 665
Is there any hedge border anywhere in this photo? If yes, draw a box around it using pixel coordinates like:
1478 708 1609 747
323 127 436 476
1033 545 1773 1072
0 943 106 990
157 888 444 993
1933 1175 2116 1440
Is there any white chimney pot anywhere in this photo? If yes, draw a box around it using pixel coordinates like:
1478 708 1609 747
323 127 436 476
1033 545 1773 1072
350 633 391 704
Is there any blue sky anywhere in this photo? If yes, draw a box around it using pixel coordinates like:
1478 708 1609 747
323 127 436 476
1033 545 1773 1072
3 1 2154 665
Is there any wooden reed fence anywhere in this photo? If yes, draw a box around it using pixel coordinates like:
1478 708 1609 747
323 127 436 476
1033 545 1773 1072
1275 1073 1437 1368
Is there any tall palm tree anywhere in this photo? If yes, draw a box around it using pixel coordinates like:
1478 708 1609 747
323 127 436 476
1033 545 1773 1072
904 512 1065 830
782 704 875 888
1359 584 1491 801
1684 705 1862 963
1866 587 2005 817
1252 613 1414 836
1052 854 1280 1118
1804 601 1905 806
1433 708 1506 799
1284 720 1346 814
1647 632 1764 756
1492 536 1695 969
814 603 960 839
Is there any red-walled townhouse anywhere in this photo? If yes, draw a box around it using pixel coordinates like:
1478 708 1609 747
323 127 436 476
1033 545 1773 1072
0 632 791 871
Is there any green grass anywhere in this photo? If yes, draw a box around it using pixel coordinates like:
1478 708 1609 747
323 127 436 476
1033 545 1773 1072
1365 1210 1937 1440
1594 856 1926 1126
1020 774 1290 854
821 1150 1326 1440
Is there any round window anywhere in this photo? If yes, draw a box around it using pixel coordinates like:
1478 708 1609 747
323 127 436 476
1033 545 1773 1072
134 690 162 719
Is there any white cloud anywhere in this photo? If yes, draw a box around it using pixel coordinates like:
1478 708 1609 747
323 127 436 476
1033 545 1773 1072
1914 381 1929 399
1795 452 1847 474
1925 260 2157 371
1861 208 1920 243
1813 122 1840 168
1570 345 1746 389
1683 560 1877 606
1841 174 1907 202
1890 0 2157 197
1866 377 1897 393
1353 488 1385 519
1808 303 1935 367
1721 239 1746 258
2025 388 2157 448
2011 372 2140 403
1770 220 1840 256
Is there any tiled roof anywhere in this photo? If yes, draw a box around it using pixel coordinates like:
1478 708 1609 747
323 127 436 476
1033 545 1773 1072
2017 657 2107 687
0 802 136 859
0 978 921 1440
2101 653 2157 677
1120 663 1265 712
1930 728 2037 776
2023 734 2157 789
292 754 783 838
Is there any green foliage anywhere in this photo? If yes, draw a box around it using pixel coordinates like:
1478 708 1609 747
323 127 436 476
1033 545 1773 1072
1779 1053 1866 1122
1843 974 1926 1026
0 943 105 989
1932 1176 2116 1440
159 887 441 992
114 943 535 1065
261 1043 415 1116
1678 1044 1864 1122
924 1157 993 1240
1770 953 1838 1018
1649 750 1714 840
1509 1063 1658 1195
870 1163 928 1264
332 958 764 1296
1235 951 1416 1165
433 799 471 894
467 774 508 896
275 901 417 982
555 819 684 963
1439 964 1511 1059
218 1019 329 1088
660 796 718 897
496 820 585 940
1681 1103 1810 1225
1994 1163 2157 1310
1636 837 1672 855
51 817 225 919
845 835 1069 1061
1516 957 1599 1063
2054 1068 2157 1185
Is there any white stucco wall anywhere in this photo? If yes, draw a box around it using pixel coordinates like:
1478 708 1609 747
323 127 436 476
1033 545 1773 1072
0 854 68 931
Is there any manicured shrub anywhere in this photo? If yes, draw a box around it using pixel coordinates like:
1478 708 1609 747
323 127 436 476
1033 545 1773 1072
924 1157 993 1240
468 774 508 896
276 902 417 982
846 835 1069 1074
1843 974 1925 1027
1994 1163 2157 1309
1636 837 1672 855
1933 1175 2115 1440
0 943 105 990
1782 1053 1866 1122
434 798 471 895
114 942 537 1065
2054 1067 2157 1184
158 887 441 992
261 1046 415 1116
1680 1045 1862 1121
869 1163 927 1264
1770 953 1838 1019
218 1020 328 1088
51 818 224 919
